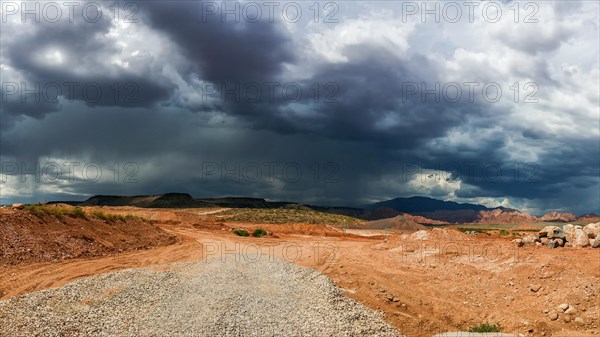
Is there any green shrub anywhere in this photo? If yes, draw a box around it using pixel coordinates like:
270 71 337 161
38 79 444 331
25 204 48 217
499 229 510 236
92 210 110 221
469 323 501 333
72 207 86 218
25 204 86 219
232 228 250 237
252 228 268 237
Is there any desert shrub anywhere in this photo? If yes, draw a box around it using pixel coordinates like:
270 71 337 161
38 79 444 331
232 228 250 237
72 207 86 218
92 211 146 223
499 229 510 236
25 205 86 219
92 210 110 221
252 228 268 237
469 322 501 333
25 204 48 217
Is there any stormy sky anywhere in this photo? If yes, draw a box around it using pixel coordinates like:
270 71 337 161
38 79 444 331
1 0 599 215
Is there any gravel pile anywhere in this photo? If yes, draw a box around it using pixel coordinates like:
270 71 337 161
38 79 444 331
0 256 403 337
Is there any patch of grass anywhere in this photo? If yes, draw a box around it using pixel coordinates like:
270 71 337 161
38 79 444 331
72 207 86 218
92 210 111 221
469 322 501 333
499 229 510 236
91 211 143 223
218 208 363 225
25 205 86 219
232 228 250 237
252 228 268 237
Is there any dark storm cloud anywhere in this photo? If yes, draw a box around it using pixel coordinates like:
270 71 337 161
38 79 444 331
138 1 294 83
1 5 173 121
1 1 598 215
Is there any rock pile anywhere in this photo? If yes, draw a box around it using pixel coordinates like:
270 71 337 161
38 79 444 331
545 303 585 324
514 223 600 248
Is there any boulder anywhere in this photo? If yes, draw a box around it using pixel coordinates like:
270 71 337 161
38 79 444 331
550 227 565 239
11 203 24 209
592 233 600 248
573 228 590 247
547 240 557 249
540 237 550 245
538 226 564 239
512 238 524 247
553 238 565 247
538 226 555 238
563 224 577 243
583 222 600 238
522 235 537 245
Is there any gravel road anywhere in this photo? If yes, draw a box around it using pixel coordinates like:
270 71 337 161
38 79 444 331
0 255 403 337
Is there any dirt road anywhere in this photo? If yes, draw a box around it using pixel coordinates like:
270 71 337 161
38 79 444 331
0 257 402 337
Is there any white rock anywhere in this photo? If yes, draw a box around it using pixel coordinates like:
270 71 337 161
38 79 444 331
592 233 600 248
563 224 576 243
573 228 591 247
583 222 600 238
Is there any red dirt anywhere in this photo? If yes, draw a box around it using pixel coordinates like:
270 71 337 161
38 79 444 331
0 206 598 337
0 207 177 267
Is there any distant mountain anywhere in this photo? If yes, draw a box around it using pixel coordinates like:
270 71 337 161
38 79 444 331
50 193 595 225
577 213 600 223
368 196 499 213
80 193 297 209
540 211 577 222
81 193 202 208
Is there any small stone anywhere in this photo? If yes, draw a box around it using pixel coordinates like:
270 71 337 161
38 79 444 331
565 306 577 315
574 317 584 324
548 311 559 321
563 315 571 323
558 303 569 312
529 284 542 292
